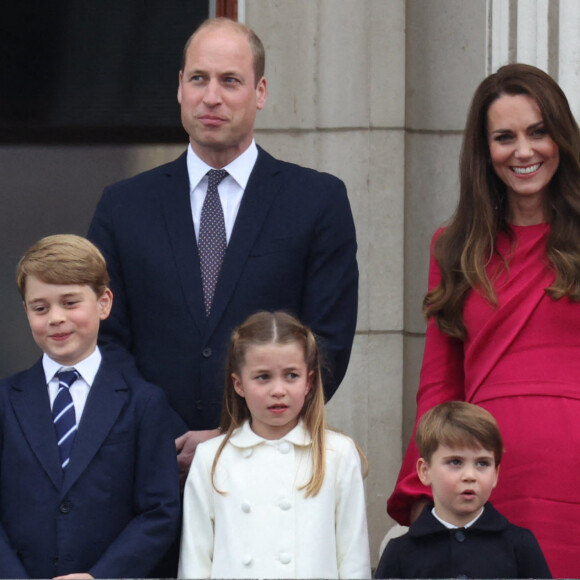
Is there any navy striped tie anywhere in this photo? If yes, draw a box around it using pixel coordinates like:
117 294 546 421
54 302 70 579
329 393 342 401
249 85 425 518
53 369 80 470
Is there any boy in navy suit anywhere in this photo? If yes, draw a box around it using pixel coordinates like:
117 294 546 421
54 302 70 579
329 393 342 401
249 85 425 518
376 402 551 579
0 234 180 579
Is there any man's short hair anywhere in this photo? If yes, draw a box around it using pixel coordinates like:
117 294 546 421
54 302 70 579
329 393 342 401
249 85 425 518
181 17 265 87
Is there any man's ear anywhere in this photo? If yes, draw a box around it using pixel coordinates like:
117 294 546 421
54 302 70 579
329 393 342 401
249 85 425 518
177 70 183 104
255 76 267 110
417 457 432 486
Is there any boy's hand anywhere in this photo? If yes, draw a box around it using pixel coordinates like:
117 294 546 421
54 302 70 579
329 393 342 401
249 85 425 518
175 429 220 490
53 574 94 579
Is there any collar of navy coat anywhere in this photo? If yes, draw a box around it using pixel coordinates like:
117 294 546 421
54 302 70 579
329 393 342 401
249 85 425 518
410 502 510 537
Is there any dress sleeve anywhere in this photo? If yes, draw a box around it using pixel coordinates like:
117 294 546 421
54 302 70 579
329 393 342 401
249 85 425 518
178 444 215 579
387 231 466 525
335 437 372 579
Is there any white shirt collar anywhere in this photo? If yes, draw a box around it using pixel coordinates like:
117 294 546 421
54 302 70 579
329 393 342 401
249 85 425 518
42 347 102 387
186 140 258 192
431 505 485 529
229 418 312 449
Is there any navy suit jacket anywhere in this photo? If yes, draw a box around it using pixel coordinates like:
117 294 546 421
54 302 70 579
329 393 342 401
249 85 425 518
0 358 180 579
375 503 552 579
88 147 358 434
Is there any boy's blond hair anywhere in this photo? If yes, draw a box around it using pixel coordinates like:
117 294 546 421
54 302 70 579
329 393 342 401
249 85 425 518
16 234 109 299
416 401 504 465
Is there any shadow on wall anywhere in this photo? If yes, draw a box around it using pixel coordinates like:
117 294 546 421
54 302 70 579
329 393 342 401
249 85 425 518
0 145 182 376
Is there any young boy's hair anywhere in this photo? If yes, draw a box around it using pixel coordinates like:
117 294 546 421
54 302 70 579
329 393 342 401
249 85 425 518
16 234 109 299
416 401 504 465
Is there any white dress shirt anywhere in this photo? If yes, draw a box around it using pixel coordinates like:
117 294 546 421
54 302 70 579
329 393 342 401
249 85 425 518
432 505 485 529
187 141 259 242
43 347 102 425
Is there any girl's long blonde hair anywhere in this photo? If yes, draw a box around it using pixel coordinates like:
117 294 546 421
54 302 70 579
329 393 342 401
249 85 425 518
212 311 327 497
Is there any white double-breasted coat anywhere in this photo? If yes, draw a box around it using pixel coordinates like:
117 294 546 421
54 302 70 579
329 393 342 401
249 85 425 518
178 420 371 579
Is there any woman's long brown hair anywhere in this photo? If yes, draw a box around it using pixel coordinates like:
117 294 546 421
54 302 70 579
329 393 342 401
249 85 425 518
425 63 580 339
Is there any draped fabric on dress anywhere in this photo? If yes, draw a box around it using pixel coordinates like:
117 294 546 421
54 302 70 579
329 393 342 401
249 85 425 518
388 223 580 579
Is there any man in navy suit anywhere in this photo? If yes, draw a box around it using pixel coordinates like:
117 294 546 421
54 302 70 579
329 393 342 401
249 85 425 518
0 235 179 579
88 17 358 486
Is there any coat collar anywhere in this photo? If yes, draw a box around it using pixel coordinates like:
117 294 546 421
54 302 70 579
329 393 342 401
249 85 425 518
158 151 206 334
60 359 128 496
9 360 63 490
9 358 128 496
206 146 282 337
228 418 312 449
158 147 283 339
410 502 509 537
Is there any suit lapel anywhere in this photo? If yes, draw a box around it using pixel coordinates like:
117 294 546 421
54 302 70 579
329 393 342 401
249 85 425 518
207 149 282 337
61 361 127 496
9 361 63 490
158 152 208 334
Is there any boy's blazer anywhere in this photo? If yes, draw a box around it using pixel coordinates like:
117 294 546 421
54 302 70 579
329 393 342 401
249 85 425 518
0 358 180 579
88 146 358 434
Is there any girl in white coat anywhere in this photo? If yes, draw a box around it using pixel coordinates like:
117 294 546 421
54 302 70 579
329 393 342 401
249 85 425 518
178 311 371 579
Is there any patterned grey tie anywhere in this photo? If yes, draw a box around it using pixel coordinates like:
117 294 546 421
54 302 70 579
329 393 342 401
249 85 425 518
199 169 228 316
53 369 80 470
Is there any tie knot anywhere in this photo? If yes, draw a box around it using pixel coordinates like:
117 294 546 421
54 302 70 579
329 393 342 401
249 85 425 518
207 169 228 188
56 369 80 390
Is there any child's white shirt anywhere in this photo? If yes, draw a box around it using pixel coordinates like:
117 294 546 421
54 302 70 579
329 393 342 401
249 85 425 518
178 419 371 579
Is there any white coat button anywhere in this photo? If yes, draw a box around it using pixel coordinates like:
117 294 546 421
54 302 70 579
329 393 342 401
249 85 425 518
279 552 292 565
278 441 291 454
241 501 251 513
243 448 253 458
242 554 252 566
279 499 292 510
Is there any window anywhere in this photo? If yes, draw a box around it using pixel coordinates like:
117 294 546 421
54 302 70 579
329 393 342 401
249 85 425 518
0 0 238 143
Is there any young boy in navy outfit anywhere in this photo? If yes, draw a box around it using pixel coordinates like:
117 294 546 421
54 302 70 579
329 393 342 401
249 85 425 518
376 401 551 579
0 235 180 579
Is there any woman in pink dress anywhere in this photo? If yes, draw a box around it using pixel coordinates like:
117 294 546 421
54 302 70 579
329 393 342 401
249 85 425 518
388 63 580 578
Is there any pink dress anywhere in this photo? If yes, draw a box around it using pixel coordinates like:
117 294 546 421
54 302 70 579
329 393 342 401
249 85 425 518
388 223 580 578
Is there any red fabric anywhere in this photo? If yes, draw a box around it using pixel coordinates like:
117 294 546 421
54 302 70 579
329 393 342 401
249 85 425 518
388 223 580 578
